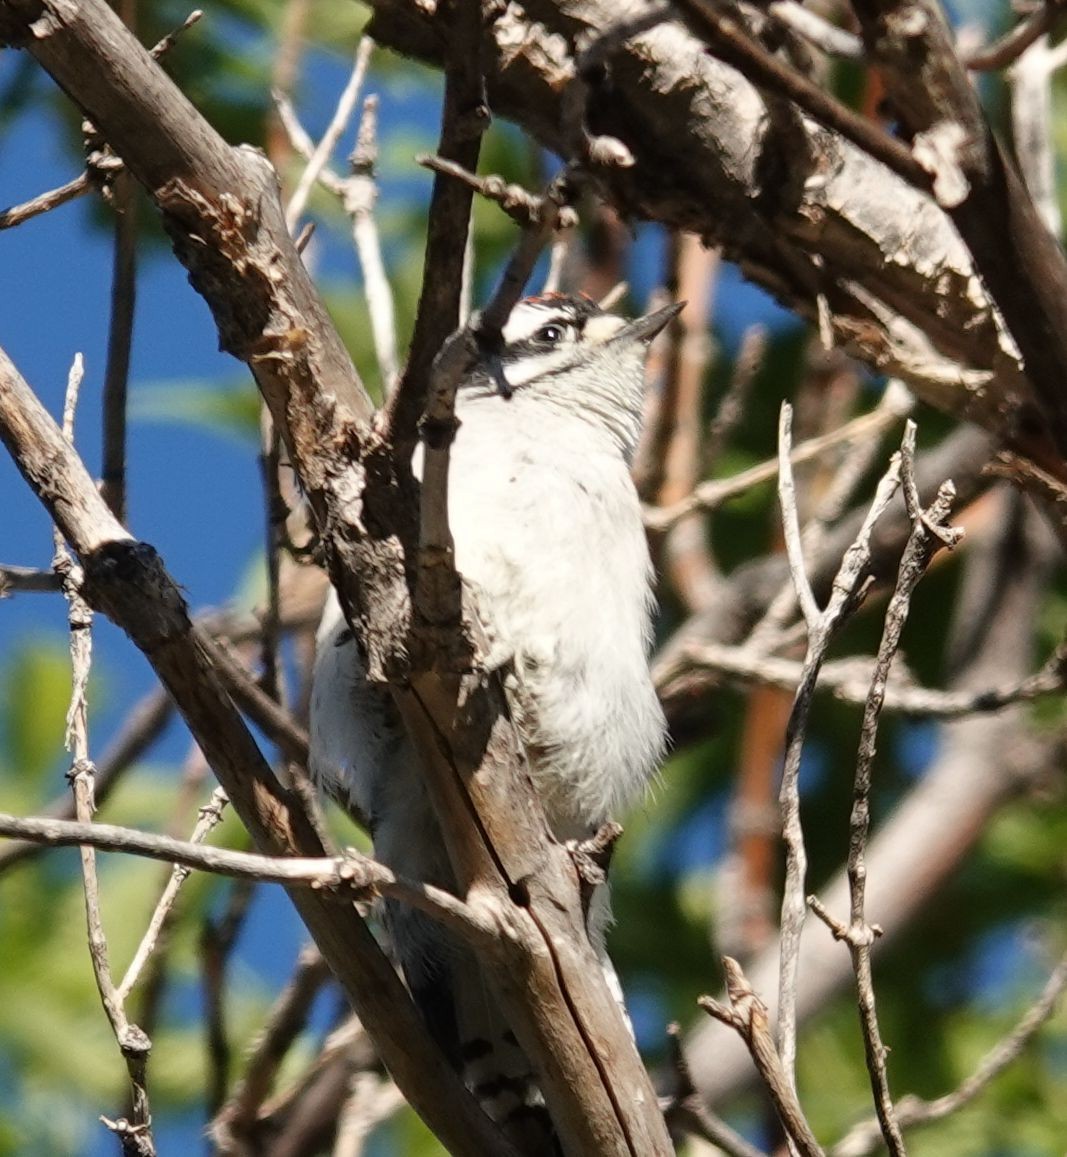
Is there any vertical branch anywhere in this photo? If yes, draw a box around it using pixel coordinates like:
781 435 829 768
100 169 136 523
99 0 139 523
55 354 155 1156
284 37 374 233
346 92 398 396
384 0 488 453
202 878 257 1114
811 423 961 1157
212 945 332 1149
700 958 824 1157
266 0 310 172
258 416 285 702
1009 35 1061 236
776 406 904 1090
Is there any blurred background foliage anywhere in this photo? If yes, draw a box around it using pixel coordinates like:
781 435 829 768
1 0 1067 1153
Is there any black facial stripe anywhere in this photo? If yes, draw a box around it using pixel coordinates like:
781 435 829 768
499 333 572 362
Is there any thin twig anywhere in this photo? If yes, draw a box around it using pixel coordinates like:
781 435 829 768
776 432 905 1091
116 787 230 1002
147 8 202 60
212 945 332 1148
646 388 912 530
682 637 1067 717
332 1071 406 1157
199 634 313 769
662 1023 770 1157
273 52 398 392
347 92 398 394
257 414 285 704
0 811 484 937
0 10 201 232
832 947 1067 1156
0 685 172 874
384 0 488 454
673 0 931 190
53 354 155 1156
0 564 62 594
778 404 821 631
417 155 578 231
101 169 137 523
202 876 256 1114
700 958 824 1157
705 323 767 469
964 0 1067 71
284 37 374 233
414 167 579 638
805 425 959 1157
0 171 94 230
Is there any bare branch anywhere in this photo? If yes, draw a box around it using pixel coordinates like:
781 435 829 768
776 436 904 1089
417 155 577 230
681 637 1067 718
700 958 824 1157
964 1 1067 71
52 353 156 1156
0 171 94 229
0 338 505 1156
850 0 1067 458
778 402 821 631
646 387 911 531
273 82 399 392
117 787 229 1002
347 93 398 394
333 1071 405 1157
0 810 485 934
833 948 1067 1156
812 427 960 1154
100 170 137 523
213 946 332 1149
662 1023 770 1157
0 563 63 594
284 37 374 232
384 0 488 454
673 0 929 190
0 9 201 232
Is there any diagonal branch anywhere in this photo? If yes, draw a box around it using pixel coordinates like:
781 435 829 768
0 343 510 1157
849 0 1067 459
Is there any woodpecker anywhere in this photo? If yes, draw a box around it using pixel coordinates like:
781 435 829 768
310 293 678 1149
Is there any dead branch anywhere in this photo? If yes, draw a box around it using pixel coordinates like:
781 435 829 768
833 945 1067 1155
685 489 1057 1106
699 958 824 1157
0 340 504 1156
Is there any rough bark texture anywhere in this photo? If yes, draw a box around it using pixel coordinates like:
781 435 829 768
0 0 674 1151
364 0 1064 472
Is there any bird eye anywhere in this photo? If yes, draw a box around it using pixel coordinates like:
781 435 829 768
535 323 566 345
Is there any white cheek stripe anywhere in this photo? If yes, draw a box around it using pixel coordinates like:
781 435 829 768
502 348 573 387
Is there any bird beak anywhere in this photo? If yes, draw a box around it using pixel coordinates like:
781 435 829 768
612 301 685 345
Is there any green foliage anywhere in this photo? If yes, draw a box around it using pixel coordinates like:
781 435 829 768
131 377 261 444
0 638 71 794
0 635 271 1153
4 2 1067 1152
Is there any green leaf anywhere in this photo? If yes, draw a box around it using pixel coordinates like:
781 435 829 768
0 639 72 791
131 378 261 444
